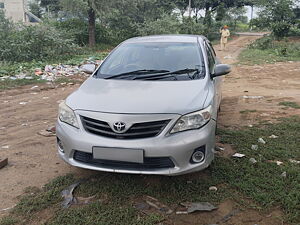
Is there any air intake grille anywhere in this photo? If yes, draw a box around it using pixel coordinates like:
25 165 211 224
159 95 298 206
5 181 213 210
81 116 170 139
73 150 175 170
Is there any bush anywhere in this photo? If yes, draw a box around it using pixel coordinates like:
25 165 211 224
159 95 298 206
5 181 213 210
249 36 274 50
288 26 300 36
250 36 300 57
0 11 78 62
271 21 292 39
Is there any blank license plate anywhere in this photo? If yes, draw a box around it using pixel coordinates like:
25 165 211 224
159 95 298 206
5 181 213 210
93 147 144 163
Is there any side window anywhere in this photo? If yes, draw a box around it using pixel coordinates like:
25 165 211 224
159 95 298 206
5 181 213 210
208 42 216 58
205 43 215 74
0 3 4 8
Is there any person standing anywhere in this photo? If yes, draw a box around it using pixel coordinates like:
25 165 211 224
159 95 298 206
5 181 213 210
220 25 230 51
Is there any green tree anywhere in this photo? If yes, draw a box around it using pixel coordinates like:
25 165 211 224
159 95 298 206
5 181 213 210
255 0 296 38
59 0 110 47
228 7 248 30
40 0 61 16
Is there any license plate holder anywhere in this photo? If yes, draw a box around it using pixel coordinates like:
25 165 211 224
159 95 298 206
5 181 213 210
93 147 144 163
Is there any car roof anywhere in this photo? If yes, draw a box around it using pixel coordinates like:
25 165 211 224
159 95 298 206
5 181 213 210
124 34 207 44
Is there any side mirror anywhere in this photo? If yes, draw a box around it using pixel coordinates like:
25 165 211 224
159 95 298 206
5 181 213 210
81 64 96 74
212 64 231 78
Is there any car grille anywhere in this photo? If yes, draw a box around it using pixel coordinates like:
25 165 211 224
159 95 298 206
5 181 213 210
73 150 175 170
81 116 170 139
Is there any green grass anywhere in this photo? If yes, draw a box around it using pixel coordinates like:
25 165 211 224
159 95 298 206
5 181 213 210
217 116 300 222
239 38 300 65
1 117 300 224
48 203 163 225
13 174 76 215
240 109 257 114
0 217 19 225
279 101 300 109
239 48 300 65
0 76 47 90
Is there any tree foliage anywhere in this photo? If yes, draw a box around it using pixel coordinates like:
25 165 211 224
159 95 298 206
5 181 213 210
0 11 78 62
252 0 296 38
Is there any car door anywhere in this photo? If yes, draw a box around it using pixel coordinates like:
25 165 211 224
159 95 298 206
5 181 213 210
205 41 222 110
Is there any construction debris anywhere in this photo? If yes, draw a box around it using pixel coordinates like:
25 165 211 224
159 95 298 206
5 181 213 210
242 96 264 99
269 134 278 139
215 146 225 151
251 145 258 150
80 64 96 74
258 138 266 144
232 153 245 158
0 59 102 82
176 202 218 214
281 171 287 178
289 159 300 164
209 186 218 191
145 196 173 214
37 126 56 137
219 209 241 223
0 158 8 169
61 182 80 208
268 160 284 166
249 158 257 164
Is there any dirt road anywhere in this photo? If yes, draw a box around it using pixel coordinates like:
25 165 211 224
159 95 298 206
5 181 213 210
1 35 300 219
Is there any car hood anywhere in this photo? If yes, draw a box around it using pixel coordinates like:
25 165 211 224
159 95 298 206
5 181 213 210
67 77 209 115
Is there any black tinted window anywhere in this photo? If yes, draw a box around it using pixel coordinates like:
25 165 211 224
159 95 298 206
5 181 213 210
205 44 215 73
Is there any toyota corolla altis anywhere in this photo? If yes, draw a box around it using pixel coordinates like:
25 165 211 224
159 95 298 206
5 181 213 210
56 35 231 176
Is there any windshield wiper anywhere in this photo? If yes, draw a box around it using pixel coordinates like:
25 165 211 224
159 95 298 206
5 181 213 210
133 68 200 80
104 69 170 79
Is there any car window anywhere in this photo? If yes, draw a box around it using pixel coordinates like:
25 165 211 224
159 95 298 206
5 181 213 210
97 42 205 80
205 43 215 74
208 42 216 57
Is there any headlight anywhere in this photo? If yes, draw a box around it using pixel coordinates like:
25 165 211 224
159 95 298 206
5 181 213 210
58 101 79 128
170 106 212 134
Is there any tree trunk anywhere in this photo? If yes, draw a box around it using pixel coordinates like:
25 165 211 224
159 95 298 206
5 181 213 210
88 7 96 48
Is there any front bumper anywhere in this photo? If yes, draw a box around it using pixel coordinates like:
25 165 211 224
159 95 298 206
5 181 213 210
56 112 216 176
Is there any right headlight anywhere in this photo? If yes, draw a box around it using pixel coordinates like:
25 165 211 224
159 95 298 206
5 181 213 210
170 106 212 134
58 101 79 128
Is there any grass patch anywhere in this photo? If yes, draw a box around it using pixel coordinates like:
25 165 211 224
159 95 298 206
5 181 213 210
240 109 257 114
0 76 47 90
0 217 19 225
217 116 300 223
48 203 163 225
239 37 300 65
13 174 76 215
279 101 300 109
2 117 300 224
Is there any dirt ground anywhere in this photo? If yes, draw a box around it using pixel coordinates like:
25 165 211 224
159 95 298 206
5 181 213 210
1 35 299 224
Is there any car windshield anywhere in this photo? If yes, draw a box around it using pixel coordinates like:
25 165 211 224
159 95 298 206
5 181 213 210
96 42 205 81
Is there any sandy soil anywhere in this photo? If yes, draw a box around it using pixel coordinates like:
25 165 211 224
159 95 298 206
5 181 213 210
0 34 299 224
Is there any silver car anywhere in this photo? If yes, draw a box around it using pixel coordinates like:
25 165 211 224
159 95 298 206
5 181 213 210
56 35 230 176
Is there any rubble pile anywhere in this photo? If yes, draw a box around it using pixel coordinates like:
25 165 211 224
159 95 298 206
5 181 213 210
0 58 102 82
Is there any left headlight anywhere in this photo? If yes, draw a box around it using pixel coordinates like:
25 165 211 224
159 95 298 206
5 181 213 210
170 106 212 134
58 101 79 128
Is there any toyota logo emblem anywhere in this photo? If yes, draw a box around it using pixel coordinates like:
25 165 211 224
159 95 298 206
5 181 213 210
113 122 126 133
